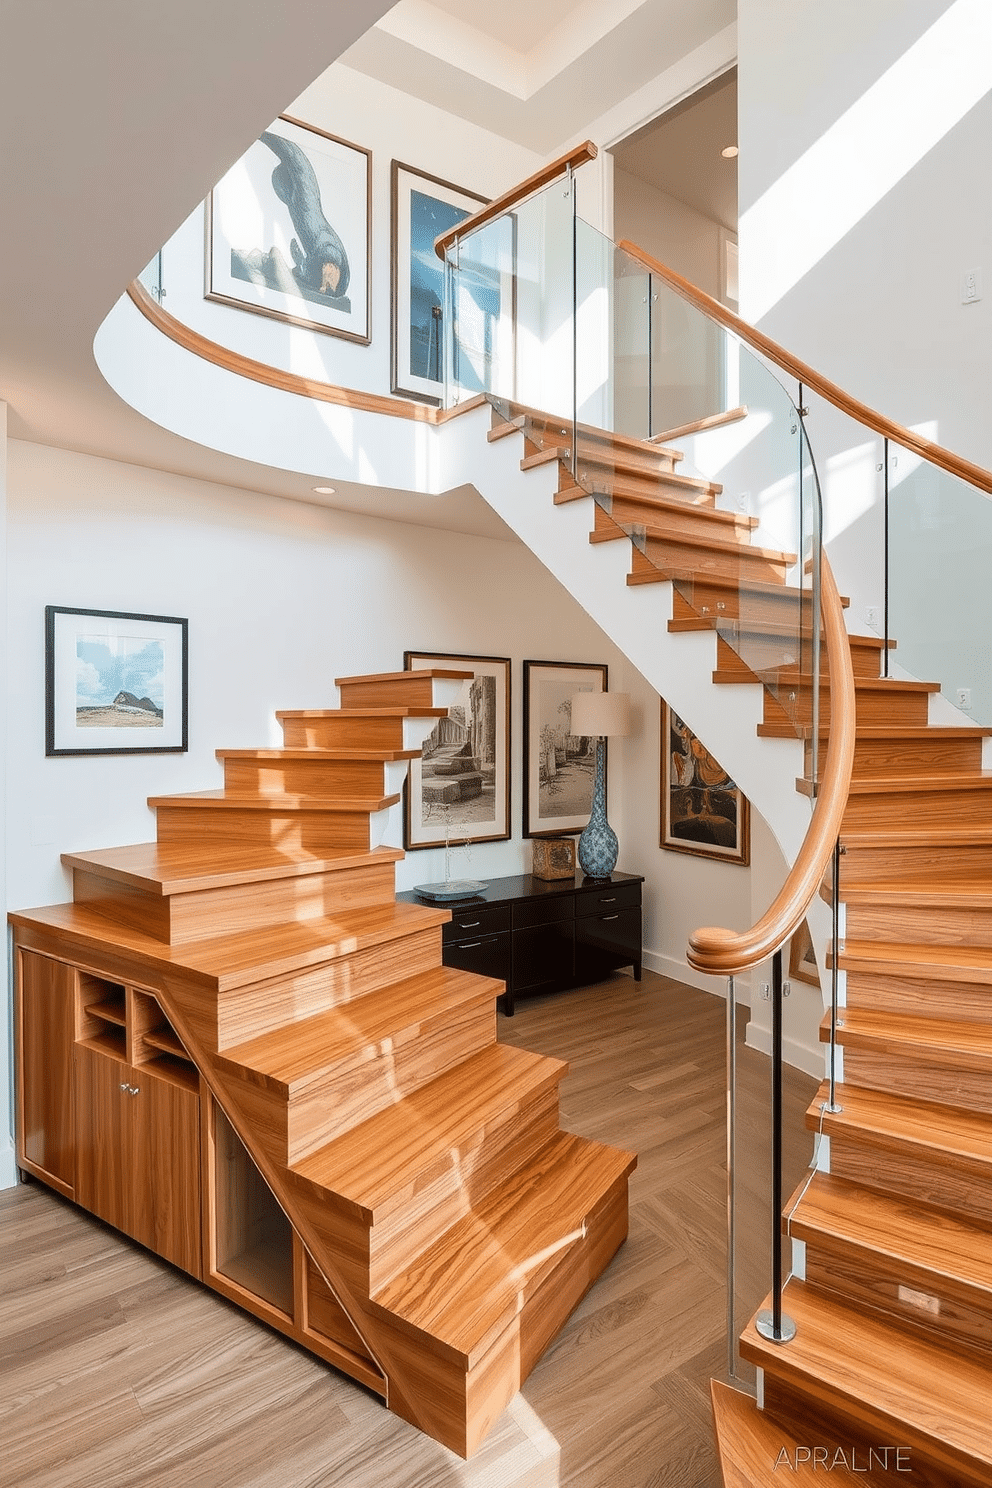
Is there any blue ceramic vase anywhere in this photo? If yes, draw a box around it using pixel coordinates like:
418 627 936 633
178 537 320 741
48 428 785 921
577 737 618 878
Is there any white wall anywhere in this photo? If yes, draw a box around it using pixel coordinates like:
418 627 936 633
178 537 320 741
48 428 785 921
738 0 992 719
3 438 771 1186
613 167 726 301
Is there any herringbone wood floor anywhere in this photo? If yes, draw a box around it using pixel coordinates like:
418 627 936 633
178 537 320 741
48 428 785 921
1 972 817 1488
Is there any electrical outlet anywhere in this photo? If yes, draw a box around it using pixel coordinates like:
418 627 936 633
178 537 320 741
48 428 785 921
956 688 972 711
736 490 750 512
865 606 880 631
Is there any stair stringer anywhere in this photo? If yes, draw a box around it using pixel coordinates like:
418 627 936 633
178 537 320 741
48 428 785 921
437 402 814 914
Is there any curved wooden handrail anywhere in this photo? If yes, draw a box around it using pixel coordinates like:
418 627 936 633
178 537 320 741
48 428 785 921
433 140 598 261
125 279 489 425
687 557 856 976
618 240 992 497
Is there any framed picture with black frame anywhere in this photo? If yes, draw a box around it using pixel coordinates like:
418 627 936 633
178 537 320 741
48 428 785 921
523 660 607 838
46 606 188 756
403 650 511 850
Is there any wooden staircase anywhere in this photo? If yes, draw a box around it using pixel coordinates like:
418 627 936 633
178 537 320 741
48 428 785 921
487 403 992 1486
11 668 635 1458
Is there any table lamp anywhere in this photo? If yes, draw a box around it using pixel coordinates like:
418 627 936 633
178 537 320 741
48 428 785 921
570 691 631 878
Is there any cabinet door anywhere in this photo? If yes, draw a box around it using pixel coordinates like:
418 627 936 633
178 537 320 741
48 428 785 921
130 1067 202 1277
18 951 76 1193
74 1042 130 1229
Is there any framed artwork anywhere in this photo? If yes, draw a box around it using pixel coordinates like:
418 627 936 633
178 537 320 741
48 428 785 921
790 920 820 985
391 161 512 404
523 660 608 838
46 606 188 756
660 701 749 864
403 651 511 850
206 115 371 344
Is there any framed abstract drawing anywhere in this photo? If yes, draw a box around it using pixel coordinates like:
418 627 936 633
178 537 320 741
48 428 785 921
523 660 607 838
206 114 371 343
403 650 511 850
660 700 749 865
46 606 188 756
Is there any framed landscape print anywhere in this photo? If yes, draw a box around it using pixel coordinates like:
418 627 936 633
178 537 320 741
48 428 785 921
403 651 510 850
523 660 607 838
206 115 371 343
391 161 511 404
46 606 188 756
660 700 749 865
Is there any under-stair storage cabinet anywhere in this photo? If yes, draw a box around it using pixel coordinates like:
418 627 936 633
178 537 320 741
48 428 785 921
16 950 76 1196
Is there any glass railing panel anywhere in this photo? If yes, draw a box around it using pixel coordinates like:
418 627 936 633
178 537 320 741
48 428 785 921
887 445 992 725
137 250 166 304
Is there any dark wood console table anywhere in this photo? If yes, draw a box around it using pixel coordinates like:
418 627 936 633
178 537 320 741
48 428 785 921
398 871 643 1015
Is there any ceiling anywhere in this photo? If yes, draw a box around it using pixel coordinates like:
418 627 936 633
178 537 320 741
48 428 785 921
0 0 735 529
612 70 737 233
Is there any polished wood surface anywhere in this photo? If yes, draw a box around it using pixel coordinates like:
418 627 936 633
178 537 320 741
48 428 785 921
16 950 76 1194
617 239 992 497
2 973 815 1487
433 140 597 260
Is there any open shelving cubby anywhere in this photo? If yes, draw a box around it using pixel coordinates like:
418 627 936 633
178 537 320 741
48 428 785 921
212 1099 294 1318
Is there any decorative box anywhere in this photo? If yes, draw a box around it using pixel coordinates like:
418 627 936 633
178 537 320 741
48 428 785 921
532 836 577 880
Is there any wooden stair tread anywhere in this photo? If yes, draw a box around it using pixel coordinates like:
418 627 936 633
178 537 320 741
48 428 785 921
217 965 499 1093
836 939 992 982
710 1380 891 1486
373 1131 635 1365
334 668 473 685
593 523 793 565
839 881 992 907
788 1171 992 1298
215 747 420 762
290 1043 567 1220
824 1006 992 1067
740 1280 992 1474
9 897 448 992
841 825 992 848
493 404 685 466
60 841 404 896
147 789 401 812
275 706 446 720
762 722 990 741
844 772 992 794
579 466 721 498
808 1079 992 1164
592 486 755 526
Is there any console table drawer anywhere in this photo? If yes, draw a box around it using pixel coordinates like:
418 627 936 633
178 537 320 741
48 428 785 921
442 931 511 986
575 881 641 918
512 894 574 931
443 904 511 943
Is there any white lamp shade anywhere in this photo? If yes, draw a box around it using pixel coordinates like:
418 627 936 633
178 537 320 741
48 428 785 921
570 690 631 738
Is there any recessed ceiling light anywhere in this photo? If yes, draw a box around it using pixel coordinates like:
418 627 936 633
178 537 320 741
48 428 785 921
721 145 739 159
312 484 336 494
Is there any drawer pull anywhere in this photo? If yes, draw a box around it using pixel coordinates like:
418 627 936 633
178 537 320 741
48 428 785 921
459 920 481 928
602 914 620 921
600 896 617 903
461 940 484 949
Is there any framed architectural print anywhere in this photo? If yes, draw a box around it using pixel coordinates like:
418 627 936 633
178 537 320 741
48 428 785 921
660 700 749 864
206 115 371 343
391 161 508 404
46 606 188 756
523 660 607 838
403 651 511 850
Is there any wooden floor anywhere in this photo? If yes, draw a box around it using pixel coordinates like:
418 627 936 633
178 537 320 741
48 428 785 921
1 971 817 1488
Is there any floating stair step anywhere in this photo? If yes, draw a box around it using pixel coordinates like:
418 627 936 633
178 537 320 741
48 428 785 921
492 403 686 475
215 965 500 1161
788 1170 992 1353
277 706 445 751
590 488 757 537
216 747 418 797
824 1005 992 1113
766 724 989 777
707 632 886 681
64 841 402 944
710 1379 894 1486
839 881 992 947
841 773 992 830
837 827 992 886
373 1130 635 1366
336 668 472 710
764 678 936 730
807 1079 992 1224
835 938 992 988
150 789 400 852
578 462 722 503
740 1281 992 1487
607 523 793 586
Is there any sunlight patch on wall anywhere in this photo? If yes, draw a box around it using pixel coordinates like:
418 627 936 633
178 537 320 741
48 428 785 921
741 0 992 321
821 440 878 544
